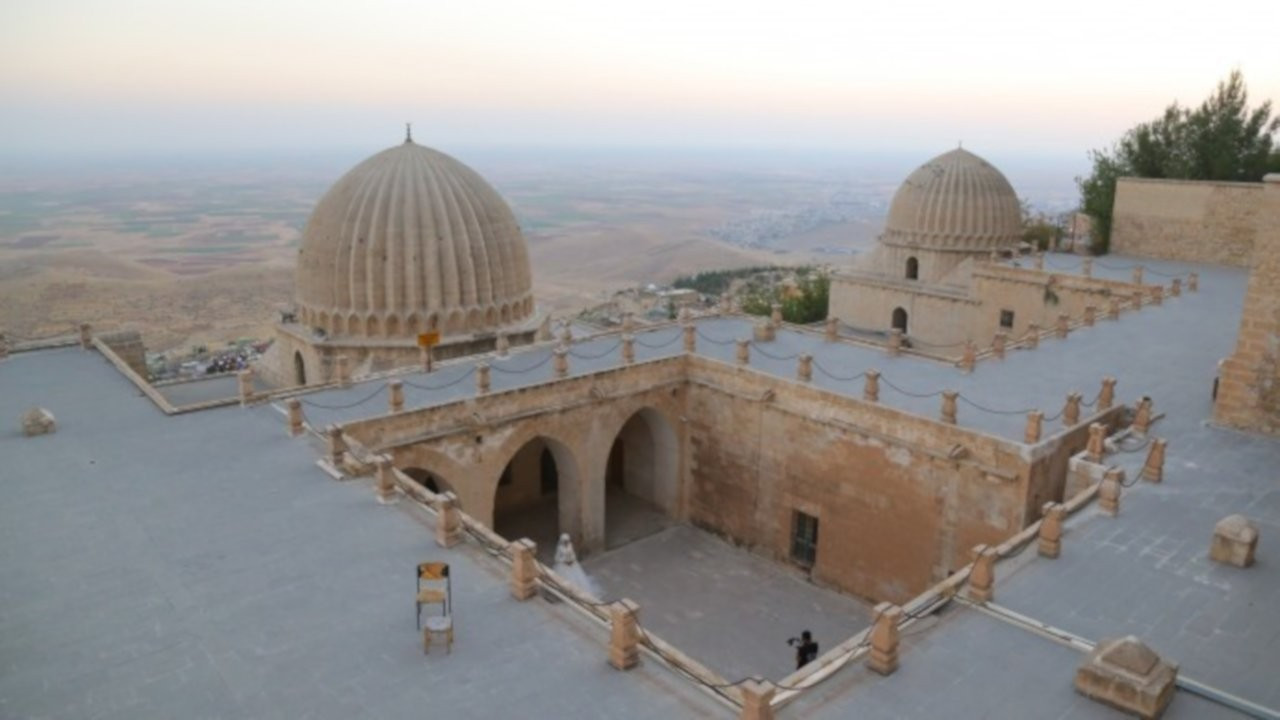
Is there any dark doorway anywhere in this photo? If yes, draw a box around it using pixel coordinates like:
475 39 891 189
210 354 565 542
294 351 307 386
891 307 909 333
906 257 919 280
791 510 819 568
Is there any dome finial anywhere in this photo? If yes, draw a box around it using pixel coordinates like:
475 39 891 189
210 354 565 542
405 122 413 144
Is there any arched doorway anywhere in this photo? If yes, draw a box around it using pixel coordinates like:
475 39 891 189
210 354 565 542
603 408 679 549
906 257 919 280
493 436 580 561
403 467 454 498
891 307 908 334
294 351 307 386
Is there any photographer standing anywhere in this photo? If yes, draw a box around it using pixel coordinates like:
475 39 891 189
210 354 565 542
788 630 819 670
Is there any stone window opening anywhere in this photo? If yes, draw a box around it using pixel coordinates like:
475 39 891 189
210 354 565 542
1000 309 1015 329
791 510 819 568
906 257 919 280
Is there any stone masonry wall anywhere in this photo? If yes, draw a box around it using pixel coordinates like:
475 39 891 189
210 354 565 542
1214 176 1280 432
1111 178 1262 267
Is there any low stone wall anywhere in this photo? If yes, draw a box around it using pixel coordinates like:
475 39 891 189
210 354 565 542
1111 177 1262 267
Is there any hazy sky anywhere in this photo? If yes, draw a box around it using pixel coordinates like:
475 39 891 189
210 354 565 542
2 0 1277 162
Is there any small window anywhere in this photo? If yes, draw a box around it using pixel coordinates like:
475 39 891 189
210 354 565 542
791 511 819 567
999 310 1015 329
905 257 919 280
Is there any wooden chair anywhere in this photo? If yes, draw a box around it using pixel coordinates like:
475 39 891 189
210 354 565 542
416 562 450 630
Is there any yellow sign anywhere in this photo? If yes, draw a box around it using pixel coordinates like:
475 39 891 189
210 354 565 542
417 331 441 348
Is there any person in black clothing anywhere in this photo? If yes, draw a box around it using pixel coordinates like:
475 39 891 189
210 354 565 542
788 630 819 669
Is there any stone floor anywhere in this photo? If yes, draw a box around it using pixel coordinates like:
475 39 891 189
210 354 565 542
584 525 873 682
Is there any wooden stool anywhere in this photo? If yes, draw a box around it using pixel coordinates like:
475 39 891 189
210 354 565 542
422 615 453 654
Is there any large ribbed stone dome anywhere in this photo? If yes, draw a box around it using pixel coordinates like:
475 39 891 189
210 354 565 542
295 138 534 339
881 148 1021 252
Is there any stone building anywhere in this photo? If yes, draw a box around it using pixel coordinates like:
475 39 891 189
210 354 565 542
261 131 543 386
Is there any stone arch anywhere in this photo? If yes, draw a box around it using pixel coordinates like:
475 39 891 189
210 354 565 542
428 313 440 332
405 314 421 335
906 256 919 280
485 307 497 326
386 314 400 336
318 311 330 334
393 444 473 506
892 307 908 333
332 313 346 336
402 467 456 499
348 313 362 336
446 310 464 335
294 350 307 386
500 304 511 324
601 406 680 548
467 308 483 331
367 314 381 338
487 427 583 554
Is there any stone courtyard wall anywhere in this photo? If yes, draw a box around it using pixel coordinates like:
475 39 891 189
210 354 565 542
1111 178 1262 267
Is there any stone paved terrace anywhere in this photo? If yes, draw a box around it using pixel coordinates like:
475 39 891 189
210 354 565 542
0 347 725 719
288 254 1238 447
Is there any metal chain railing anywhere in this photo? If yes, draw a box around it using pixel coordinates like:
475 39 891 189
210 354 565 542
811 359 866 382
634 331 683 349
567 340 622 360
696 329 738 346
299 383 386 410
491 350 555 375
749 342 801 361
878 376 945 399
403 366 477 391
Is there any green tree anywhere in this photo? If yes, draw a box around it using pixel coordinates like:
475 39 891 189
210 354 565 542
1078 70 1278 254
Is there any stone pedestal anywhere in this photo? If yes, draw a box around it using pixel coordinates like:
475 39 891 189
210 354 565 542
608 599 641 670
326 425 345 468
1024 411 1043 443
824 316 838 342
1099 468 1123 516
1025 323 1040 349
435 492 463 548
993 332 1007 359
21 407 57 437
683 324 696 352
739 679 776 720
754 322 776 343
495 332 509 357
553 349 568 379
621 335 635 364
286 399 304 437
960 341 976 373
237 369 254 405
1099 377 1116 411
940 391 958 425
736 339 750 365
1039 502 1065 558
1063 392 1082 426
1086 422 1106 462
509 538 539 600
336 355 351 387
388 380 404 412
868 602 902 675
1075 636 1177 720
968 544 997 602
1133 397 1153 435
476 363 491 394
1142 438 1166 483
1210 514 1258 568
375 455 398 504
796 354 812 382
864 371 880 402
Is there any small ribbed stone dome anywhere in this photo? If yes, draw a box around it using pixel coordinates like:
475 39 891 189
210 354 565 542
882 148 1022 252
295 137 534 339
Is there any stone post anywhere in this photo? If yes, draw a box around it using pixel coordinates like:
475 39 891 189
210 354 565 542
495 332 510 357
326 425 345 468
476 363 491 394
435 491 462 548
621 312 635 334
1025 323 1040 349
1099 468 1123 516
388 380 404 412
286 398 304 437
1188 272 1198 292
739 679 777 720
1108 296 1120 320
1082 257 1093 278
1210 515 1258 568
993 331 1007 359
682 323 696 352
1171 278 1182 297
509 538 539 600
336 355 351 387
968 544 997 602
1132 266 1144 285
770 302 783 327
1142 438 1167 483
375 455 398 504
960 340 976 373
237 369 254 405
608 599 641 670
1056 313 1070 339
1063 392 1082 426
1084 305 1096 327
536 315 553 342
888 329 903 356
1024 410 1043 443
825 316 838 342
864 370 880 402
621 335 635 364
796 354 812 382
1086 422 1106 462
1150 285 1163 306
754 321 776 342
868 602 903 675
1039 502 1066 558
1131 289 1144 310
736 339 750 365
1133 397 1153 435
941 391 958 425
79 322 92 349
553 349 568 379
1034 252 1044 270
1098 377 1116 411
